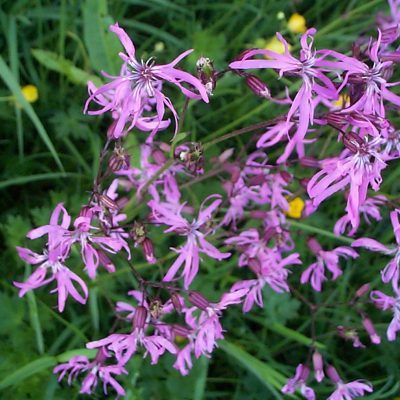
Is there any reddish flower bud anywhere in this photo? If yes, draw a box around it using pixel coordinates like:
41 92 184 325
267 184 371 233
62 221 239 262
108 144 130 172
362 317 381 345
170 292 183 314
342 131 364 153
98 194 119 212
355 283 370 298
142 238 156 264
133 306 148 331
152 148 167 165
250 210 267 219
312 351 325 382
188 291 210 310
307 237 322 255
299 157 320 168
245 75 270 98
326 365 341 384
280 170 292 183
172 324 191 337
248 258 261 274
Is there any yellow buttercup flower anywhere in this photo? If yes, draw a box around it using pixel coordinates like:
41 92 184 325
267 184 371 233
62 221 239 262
287 13 307 34
286 197 305 219
264 36 290 56
175 335 186 344
21 84 39 103
333 94 350 109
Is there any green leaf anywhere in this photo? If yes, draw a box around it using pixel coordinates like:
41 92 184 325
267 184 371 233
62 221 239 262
0 56 64 171
247 316 326 350
0 356 57 390
0 173 79 191
82 0 122 75
56 348 97 363
219 341 288 391
26 268 45 354
32 49 103 86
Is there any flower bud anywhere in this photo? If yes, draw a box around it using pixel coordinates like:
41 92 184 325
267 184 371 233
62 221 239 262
170 292 183 314
248 258 261 274
188 291 210 310
172 324 191 337
342 131 364 153
130 221 147 245
326 365 341 384
98 194 119 212
307 237 322 255
149 299 163 319
355 283 370 298
299 157 320 168
143 238 156 264
312 351 324 382
196 57 216 95
133 306 148 331
152 148 167 165
250 210 267 219
362 317 381 345
108 144 130 172
381 26 399 44
79 205 92 218
280 170 292 183
337 325 365 348
245 75 270 99
175 142 204 175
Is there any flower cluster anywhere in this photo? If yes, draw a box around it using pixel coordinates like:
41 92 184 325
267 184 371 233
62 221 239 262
14 4 400 398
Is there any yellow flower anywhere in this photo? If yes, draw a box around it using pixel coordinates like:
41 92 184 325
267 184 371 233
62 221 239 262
21 84 39 103
264 36 290 56
286 197 305 219
333 94 350 108
175 335 186 344
287 13 307 34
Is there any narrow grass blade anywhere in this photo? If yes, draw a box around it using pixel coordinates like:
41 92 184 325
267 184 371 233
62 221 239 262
219 341 288 391
0 173 79 190
32 49 103 86
0 356 57 390
0 56 64 171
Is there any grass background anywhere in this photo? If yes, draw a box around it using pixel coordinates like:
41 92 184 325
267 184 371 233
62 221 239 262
1 0 399 399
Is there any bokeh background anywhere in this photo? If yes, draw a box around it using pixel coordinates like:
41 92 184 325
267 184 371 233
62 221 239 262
1 0 399 399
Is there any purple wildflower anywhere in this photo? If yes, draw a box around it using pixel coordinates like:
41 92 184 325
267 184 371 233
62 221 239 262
326 365 373 399
370 289 400 340
84 23 208 139
301 238 358 291
54 347 127 397
230 28 340 162
149 195 230 288
352 209 400 289
281 364 316 400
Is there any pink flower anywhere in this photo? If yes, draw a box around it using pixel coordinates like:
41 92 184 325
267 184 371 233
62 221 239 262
84 23 208 139
281 364 315 400
308 133 386 229
149 195 230 288
352 209 400 289
301 238 358 291
230 29 340 162
87 306 177 365
14 247 88 312
334 195 386 236
326 365 373 399
185 289 248 358
54 348 127 397
370 289 400 341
